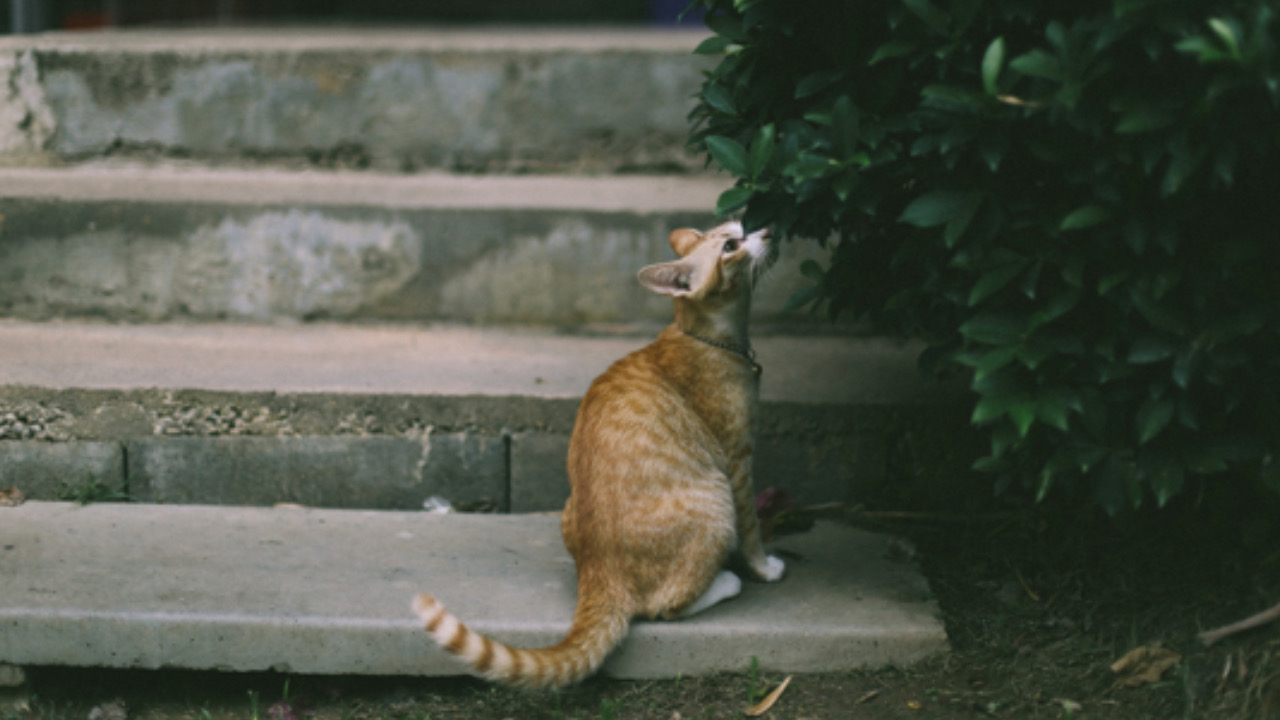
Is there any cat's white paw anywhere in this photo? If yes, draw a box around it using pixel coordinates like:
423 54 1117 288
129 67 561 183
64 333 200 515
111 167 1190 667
755 555 786 582
679 570 744 618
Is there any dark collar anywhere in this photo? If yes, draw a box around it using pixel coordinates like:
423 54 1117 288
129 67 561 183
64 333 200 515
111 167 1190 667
682 330 762 376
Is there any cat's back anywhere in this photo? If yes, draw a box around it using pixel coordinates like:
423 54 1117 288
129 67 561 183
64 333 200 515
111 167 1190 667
577 327 696 423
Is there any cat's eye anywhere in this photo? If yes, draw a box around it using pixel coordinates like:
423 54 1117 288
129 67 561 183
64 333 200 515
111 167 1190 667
722 239 739 253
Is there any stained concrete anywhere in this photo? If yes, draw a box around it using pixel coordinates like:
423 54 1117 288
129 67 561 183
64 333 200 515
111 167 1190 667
0 28 713 172
124 434 506 510
0 321 974 509
0 166 835 325
0 441 123 499
0 502 946 678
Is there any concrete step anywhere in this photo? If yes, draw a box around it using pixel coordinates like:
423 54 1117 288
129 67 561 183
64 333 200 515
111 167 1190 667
0 165 832 326
0 502 946 678
0 28 712 174
0 320 968 512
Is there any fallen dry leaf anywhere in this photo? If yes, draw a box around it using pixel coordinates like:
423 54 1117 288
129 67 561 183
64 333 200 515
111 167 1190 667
1111 646 1182 687
744 675 792 717
0 487 24 507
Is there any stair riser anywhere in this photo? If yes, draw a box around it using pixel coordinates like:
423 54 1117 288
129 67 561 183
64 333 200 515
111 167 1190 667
1 32 712 172
0 389 940 512
0 197 827 325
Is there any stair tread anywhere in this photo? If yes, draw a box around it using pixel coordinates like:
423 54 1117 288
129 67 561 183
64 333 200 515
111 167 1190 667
0 501 946 677
0 165 724 212
0 320 942 405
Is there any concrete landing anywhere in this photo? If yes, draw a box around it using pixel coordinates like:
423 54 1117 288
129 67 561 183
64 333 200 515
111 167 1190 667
0 502 946 678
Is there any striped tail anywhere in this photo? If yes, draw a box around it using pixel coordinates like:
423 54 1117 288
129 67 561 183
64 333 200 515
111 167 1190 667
412 587 630 689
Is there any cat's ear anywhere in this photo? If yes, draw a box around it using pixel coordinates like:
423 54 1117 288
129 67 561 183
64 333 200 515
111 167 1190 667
638 260 698 297
668 229 702 257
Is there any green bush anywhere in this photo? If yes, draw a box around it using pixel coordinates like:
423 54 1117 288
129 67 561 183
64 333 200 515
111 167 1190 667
688 0 1280 512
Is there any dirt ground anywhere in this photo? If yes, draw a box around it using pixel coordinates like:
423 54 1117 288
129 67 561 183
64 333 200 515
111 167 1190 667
5 485 1280 720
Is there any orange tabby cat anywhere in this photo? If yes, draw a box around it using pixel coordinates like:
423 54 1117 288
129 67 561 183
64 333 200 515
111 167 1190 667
413 220 785 688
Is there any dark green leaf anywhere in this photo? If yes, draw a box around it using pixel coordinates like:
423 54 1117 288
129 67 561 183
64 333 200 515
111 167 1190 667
979 132 1009 171
899 190 973 227
1129 335 1177 364
799 259 825 281
1162 148 1206 195
1208 18 1242 60
831 96 859 157
832 170 859 202
1182 445 1227 474
1148 458 1186 507
982 37 1006 95
971 395 1007 425
972 455 1009 472
1137 398 1174 444
748 124 775 180
1172 350 1195 388
869 40 919 65
1060 204 1112 231
903 0 950 35
715 185 753 215
784 152 836 182
705 135 749 177
704 11 747 42
944 193 984 247
969 346 1019 383
1009 49 1065 82
1115 109 1174 134
1098 270 1130 296
1010 399 1037 438
702 84 737 115
959 313 1023 345
1261 456 1280 495
1035 468 1055 502
694 35 733 56
1036 389 1071 432
969 262 1027 306
794 70 843 99
1175 36 1232 63
921 84 986 110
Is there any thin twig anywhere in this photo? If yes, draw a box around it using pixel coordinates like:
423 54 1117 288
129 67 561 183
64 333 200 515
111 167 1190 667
851 509 1022 524
1199 600 1280 647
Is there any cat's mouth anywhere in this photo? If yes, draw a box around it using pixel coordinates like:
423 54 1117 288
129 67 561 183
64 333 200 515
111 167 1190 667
744 228 777 286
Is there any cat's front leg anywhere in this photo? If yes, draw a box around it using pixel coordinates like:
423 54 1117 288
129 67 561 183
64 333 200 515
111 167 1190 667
729 453 786 583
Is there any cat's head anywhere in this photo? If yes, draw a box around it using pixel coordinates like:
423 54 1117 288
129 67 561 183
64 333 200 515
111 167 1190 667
636 221 775 300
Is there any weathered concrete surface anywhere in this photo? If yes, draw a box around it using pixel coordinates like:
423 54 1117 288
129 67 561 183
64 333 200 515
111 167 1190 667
0 28 713 173
0 502 946 677
0 321 945 405
0 166 832 325
0 321 976 508
0 441 123 499
125 434 506 510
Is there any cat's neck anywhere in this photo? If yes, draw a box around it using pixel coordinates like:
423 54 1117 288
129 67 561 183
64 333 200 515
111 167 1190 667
672 294 752 350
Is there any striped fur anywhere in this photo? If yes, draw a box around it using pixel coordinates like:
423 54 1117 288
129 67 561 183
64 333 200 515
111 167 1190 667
413 222 786 687
412 586 629 688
